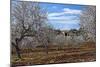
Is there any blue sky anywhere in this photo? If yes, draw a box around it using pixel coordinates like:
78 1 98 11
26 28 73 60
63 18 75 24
12 1 85 30
39 2 85 30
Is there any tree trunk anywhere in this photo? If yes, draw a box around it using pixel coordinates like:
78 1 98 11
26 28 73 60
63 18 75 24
12 42 21 59
44 44 48 54
15 45 21 59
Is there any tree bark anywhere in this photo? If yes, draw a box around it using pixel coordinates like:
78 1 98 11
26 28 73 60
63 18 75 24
15 44 21 59
12 34 35 59
12 42 21 59
45 45 48 54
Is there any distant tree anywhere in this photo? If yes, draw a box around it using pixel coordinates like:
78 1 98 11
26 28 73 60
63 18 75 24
80 6 96 42
11 1 48 59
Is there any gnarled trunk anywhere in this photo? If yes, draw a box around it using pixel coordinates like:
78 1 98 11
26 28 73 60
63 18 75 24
12 42 21 59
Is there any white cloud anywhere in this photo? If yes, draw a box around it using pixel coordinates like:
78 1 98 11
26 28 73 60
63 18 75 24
48 12 65 17
63 8 82 14
48 15 79 21
48 8 81 26
49 20 80 30
49 19 79 24
48 8 82 17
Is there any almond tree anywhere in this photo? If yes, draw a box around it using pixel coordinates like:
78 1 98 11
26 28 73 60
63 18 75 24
11 1 48 59
80 6 96 42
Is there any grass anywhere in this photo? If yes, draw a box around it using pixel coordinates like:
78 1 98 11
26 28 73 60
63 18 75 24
11 42 96 66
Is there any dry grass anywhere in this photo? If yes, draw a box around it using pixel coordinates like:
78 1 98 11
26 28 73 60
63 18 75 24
11 42 96 66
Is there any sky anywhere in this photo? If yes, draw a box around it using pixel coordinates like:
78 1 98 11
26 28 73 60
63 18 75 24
12 1 85 30
39 2 85 30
